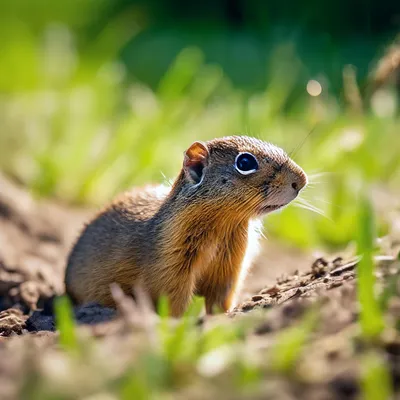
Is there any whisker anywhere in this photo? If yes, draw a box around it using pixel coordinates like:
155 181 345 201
298 192 345 211
305 182 323 187
160 171 174 187
259 227 267 240
295 197 323 211
296 196 323 207
309 171 340 179
308 172 330 179
298 186 319 197
307 178 328 186
294 198 331 220
299 201 326 212
303 185 320 191
294 203 331 220
311 197 344 209
288 125 318 160
306 172 341 185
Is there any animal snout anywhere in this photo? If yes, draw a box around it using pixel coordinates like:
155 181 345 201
291 170 308 194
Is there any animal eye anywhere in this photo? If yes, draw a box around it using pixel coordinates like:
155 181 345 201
235 152 259 175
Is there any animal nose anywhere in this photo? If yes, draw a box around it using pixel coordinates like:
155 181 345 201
291 172 308 193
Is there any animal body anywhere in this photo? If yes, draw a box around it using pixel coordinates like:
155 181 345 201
65 136 307 316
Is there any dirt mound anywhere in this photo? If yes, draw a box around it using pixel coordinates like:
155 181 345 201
0 174 105 333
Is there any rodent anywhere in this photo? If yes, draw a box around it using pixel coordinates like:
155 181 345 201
65 135 307 317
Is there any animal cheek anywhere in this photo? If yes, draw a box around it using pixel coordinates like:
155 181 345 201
271 175 284 187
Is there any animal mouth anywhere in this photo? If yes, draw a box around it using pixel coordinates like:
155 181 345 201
257 203 287 215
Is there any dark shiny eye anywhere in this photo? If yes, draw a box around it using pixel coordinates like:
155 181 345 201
235 152 259 175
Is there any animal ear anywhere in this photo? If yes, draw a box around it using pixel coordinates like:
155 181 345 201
183 141 209 184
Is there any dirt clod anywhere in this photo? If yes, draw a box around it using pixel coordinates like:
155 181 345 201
261 286 281 297
329 374 359 399
311 257 329 278
0 309 27 336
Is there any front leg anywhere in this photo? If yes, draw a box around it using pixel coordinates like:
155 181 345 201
151 267 196 318
196 259 243 314
204 278 240 314
166 272 197 318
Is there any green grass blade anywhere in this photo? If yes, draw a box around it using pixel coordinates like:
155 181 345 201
54 295 78 352
157 295 170 319
269 308 318 373
361 351 393 400
183 296 204 318
120 372 150 400
356 194 384 340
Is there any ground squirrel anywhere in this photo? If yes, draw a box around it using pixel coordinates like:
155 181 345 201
65 136 307 316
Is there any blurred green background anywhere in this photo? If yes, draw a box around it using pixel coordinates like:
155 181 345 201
1 0 399 249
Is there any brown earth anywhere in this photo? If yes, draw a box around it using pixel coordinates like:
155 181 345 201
1 173 400 399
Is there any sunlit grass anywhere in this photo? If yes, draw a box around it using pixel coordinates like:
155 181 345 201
41 293 320 398
47 287 270 398
1 11 400 250
356 194 385 340
361 351 393 400
269 308 318 374
54 295 78 353
1 46 399 250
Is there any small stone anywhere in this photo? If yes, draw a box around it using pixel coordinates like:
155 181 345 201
332 257 343 267
241 301 256 312
262 286 280 297
311 257 329 277
254 322 273 335
328 281 343 289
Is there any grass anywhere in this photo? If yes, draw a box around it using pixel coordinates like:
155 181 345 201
355 193 393 398
28 293 252 398
24 291 317 399
269 308 318 374
356 194 385 340
361 352 393 400
54 296 78 353
1 34 399 250
1 3 400 251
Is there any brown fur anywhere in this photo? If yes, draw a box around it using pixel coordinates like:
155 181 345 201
65 136 307 317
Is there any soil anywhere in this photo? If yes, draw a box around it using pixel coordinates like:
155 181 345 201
1 173 400 399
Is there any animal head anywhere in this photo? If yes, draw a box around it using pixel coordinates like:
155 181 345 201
179 135 307 218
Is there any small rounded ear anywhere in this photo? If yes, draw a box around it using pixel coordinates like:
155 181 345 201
183 141 209 184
